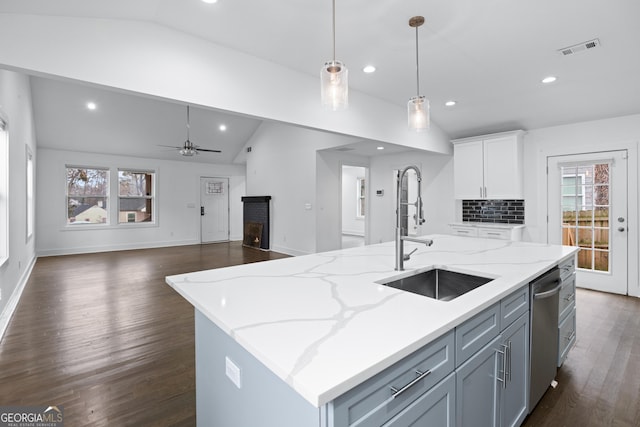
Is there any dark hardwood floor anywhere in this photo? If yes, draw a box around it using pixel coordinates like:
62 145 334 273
1 243 638 426
0 242 288 426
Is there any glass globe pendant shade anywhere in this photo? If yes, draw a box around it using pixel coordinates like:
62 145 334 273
408 95 429 131
321 60 348 111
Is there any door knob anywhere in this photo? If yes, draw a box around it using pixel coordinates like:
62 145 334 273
618 227 625 232
618 217 625 223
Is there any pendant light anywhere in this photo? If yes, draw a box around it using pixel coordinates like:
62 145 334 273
321 0 348 110
408 16 429 131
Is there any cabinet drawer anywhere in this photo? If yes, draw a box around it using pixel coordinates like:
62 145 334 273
330 331 455 427
450 226 478 237
558 307 576 367
500 285 529 330
559 257 576 282
455 303 500 367
382 372 455 427
477 228 511 240
559 273 576 322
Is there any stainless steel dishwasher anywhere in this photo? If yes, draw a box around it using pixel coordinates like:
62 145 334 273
529 266 562 411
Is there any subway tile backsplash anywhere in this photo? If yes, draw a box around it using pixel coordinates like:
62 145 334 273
462 199 525 224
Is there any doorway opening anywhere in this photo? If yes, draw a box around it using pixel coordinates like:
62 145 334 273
341 165 367 249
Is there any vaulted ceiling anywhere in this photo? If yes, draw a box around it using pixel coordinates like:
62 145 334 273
2 0 639 163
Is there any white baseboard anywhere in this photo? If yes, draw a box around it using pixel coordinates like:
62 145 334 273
37 239 201 257
0 255 36 343
271 244 308 257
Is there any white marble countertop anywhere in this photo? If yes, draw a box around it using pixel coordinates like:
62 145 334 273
166 234 577 407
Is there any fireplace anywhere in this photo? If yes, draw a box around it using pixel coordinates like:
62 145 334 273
241 196 271 250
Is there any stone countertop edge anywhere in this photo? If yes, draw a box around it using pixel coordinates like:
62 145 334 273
166 234 578 407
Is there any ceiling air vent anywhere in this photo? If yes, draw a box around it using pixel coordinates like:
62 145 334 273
558 38 601 56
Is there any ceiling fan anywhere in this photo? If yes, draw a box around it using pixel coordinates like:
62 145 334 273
159 105 222 156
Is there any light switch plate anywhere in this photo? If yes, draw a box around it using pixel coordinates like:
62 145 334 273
225 356 242 389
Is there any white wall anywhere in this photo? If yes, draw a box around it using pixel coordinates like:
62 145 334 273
0 13 451 155
341 166 365 236
368 151 455 245
0 70 38 339
36 148 246 256
245 121 359 256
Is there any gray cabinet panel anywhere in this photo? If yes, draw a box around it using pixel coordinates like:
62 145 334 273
558 307 576 366
559 273 576 322
383 372 455 427
456 303 500 367
456 334 501 427
500 285 529 330
330 331 455 427
500 313 529 427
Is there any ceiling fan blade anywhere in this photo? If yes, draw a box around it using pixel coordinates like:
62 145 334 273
196 148 222 153
158 144 182 149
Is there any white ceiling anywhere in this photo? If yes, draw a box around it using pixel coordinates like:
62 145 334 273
2 0 640 163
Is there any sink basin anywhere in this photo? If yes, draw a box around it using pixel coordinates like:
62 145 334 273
379 269 494 301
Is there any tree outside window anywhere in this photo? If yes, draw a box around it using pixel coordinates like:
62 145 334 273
118 170 154 224
66 167 109 224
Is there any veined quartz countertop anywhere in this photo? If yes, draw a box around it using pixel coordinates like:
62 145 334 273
166 234 577 407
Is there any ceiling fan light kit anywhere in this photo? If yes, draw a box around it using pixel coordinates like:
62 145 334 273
320 0 348 110
159 105 222 157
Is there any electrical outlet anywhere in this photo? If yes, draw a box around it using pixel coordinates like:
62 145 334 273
225 357 242 389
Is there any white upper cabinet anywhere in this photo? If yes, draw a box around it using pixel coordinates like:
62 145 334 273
452 130 525 199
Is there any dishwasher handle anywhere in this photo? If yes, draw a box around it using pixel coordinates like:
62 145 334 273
533 279 562 300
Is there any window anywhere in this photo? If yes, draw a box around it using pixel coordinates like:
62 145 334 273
0 117 8 266
118 170 154 224
561 163 610 272
66 166 109 225
26 146 34 239
356 177 365 218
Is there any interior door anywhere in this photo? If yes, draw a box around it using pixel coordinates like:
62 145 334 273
200 177 229 243
547 151 628 294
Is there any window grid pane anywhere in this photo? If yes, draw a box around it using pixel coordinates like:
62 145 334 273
118 170 154 224
66 167 109 224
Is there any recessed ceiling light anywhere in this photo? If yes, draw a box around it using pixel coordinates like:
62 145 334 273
202 0 218 3
445 100 457 107
363 65 376 73
377 146 384 150
86 102 97 110
542 76 557 84
219 124 227 131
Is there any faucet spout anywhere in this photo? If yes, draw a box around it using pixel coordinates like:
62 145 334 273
395 165 432 271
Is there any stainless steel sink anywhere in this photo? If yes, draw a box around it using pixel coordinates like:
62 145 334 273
379 269 494 301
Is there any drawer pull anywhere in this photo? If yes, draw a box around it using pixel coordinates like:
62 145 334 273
487 232 501 236
389 369 431 398
564 292 575 301
566 330 576 342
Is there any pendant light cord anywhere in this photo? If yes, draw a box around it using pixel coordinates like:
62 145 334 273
415 25 420 96
332 0 336 63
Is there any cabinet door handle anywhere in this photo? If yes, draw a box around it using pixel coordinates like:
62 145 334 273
497 345 508 389
389 369 431 398
507 340 512 383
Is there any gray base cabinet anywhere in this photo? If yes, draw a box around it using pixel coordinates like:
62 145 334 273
383 372 455 427
456 310 529 427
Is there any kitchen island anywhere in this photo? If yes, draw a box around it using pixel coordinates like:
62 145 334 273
166 234 577 426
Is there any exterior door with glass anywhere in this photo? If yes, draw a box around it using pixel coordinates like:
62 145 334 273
547 151 628 294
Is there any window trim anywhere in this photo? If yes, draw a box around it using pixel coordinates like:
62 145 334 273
117 169 156 226
65 165 110 227
0 115 8 267
356 176 365 219
26 145 34 241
